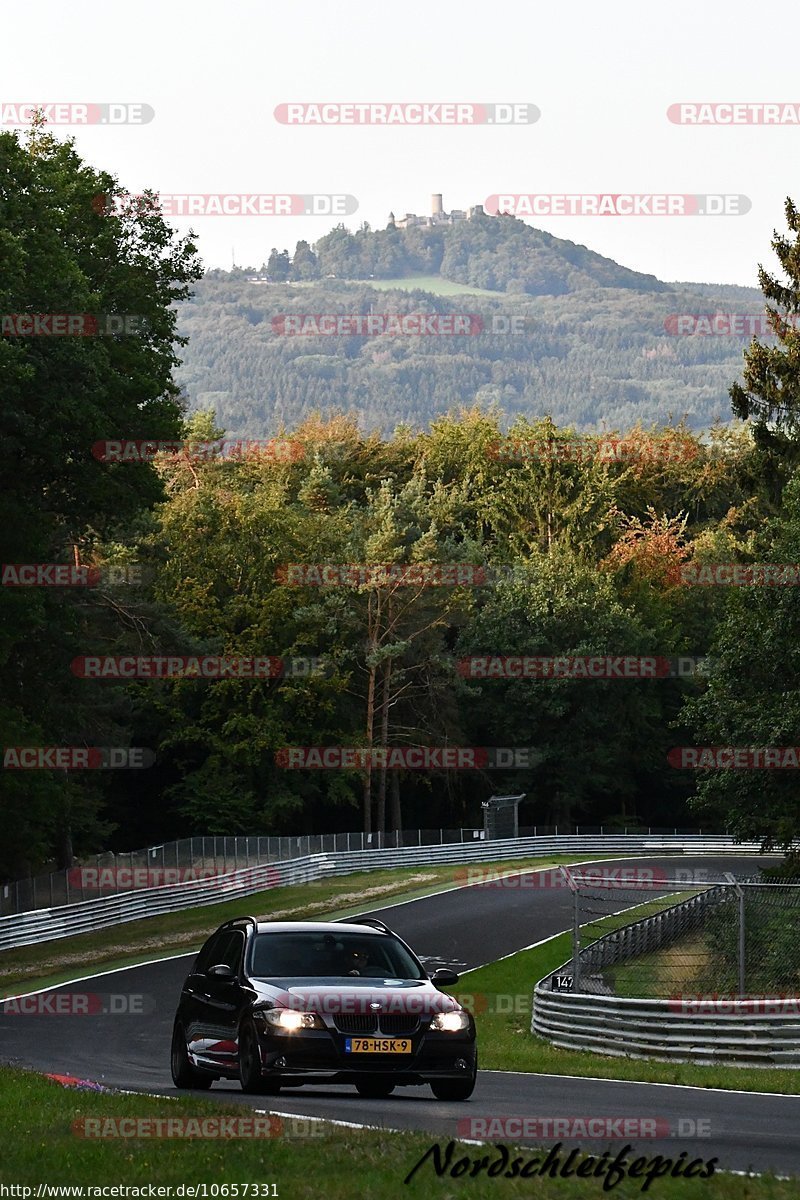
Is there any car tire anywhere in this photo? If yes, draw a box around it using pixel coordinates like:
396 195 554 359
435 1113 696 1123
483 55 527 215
429 1055 477 1101
354 1077 396 1099
171 1023 214 1090
239 1023 281 1094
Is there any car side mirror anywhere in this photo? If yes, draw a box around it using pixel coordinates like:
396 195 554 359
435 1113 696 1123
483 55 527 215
431 968 459 986
208 963 236 979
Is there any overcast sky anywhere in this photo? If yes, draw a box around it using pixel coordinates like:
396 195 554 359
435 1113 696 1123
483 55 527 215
3 0 799 286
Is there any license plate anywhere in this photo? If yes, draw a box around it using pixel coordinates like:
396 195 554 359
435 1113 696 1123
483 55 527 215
344 1037 412 1054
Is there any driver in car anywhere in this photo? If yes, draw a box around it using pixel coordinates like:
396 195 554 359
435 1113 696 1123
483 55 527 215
345 948 370 976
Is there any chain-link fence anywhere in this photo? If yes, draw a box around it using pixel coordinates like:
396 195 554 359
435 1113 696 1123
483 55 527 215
561 866 800 1000
0 824 710 916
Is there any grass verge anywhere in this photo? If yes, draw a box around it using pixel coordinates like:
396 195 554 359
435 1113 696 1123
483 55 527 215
0 1066 791 1196
610 933 710 999
364 274 505 297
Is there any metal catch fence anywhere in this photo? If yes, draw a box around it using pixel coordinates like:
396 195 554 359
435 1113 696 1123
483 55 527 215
0 824 709 917
560 866 800 999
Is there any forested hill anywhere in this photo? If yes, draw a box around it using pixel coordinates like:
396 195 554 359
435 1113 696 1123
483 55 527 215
174 214 764 439
296 213 669 294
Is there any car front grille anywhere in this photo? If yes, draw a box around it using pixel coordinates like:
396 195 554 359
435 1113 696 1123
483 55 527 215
378 1014 420 1036
332 1013 421 1036
333 1014 377 1034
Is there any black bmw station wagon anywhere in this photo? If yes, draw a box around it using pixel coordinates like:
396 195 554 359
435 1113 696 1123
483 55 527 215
171 916 478 1099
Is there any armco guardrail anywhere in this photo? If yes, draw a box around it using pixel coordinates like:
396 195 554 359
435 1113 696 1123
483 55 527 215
0 833 763 952
2 825 715 916
531 984 800 1067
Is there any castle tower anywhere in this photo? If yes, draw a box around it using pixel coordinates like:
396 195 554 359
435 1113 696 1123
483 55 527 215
431 193 444 216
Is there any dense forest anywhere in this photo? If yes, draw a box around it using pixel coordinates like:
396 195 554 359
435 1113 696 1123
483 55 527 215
4 125 800 880
175 233 765 439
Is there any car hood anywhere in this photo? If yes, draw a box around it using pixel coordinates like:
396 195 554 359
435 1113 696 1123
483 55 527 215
251 978 461 1016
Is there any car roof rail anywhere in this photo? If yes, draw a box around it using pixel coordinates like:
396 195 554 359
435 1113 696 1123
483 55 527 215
219 915 258 930
338 916 390 933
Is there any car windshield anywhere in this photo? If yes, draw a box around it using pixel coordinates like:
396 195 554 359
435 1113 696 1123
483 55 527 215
248 931 426 980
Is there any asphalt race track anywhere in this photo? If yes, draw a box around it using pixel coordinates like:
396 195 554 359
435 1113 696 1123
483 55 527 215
3 854 799 1177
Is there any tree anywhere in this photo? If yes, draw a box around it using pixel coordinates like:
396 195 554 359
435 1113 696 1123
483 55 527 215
290 240 320 282
456 549 679 827
681 476 800 849
266 248 291 282
730 197 800 493
0 118 201 877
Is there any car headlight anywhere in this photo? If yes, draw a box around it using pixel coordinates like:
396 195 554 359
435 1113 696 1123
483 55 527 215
254 1008 325 1031
431 1010 470 1032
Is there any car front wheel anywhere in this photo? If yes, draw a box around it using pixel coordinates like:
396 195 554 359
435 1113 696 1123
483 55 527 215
171 1023 214 1090
239 1023 281 1094
429 1055 477 1101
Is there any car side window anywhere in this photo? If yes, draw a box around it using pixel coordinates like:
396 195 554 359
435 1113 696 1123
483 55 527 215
193 931 223 976
216 929 245 974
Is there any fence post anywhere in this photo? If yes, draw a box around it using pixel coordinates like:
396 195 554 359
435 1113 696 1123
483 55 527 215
560 866 580 993
725 873 746 995
738 890 746 995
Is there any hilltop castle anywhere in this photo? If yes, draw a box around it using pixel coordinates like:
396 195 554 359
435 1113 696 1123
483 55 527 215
388 194 485 230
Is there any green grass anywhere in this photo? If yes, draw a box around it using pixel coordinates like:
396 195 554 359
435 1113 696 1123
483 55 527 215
363 273 506 297
0 856 618 997
610 933 711 999
0 1066 792 1196
454 932 800 1093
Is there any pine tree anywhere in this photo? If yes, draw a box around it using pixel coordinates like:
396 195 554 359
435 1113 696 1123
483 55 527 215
731 198 800 470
